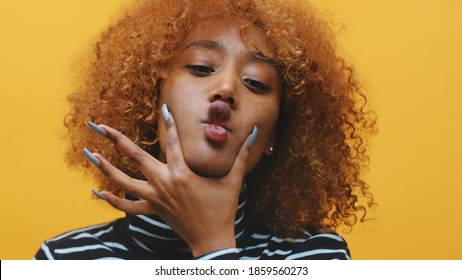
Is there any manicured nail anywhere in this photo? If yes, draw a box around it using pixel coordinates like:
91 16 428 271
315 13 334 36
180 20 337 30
247 125 258 147
83 148 100 167
87 121 107 137
162 103 170 122
92 189 107 201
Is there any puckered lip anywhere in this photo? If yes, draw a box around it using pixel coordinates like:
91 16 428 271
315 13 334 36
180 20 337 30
200 121 231 132
201 101 233 132
209 100 231 123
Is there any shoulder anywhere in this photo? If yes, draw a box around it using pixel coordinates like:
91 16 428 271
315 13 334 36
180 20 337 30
33 220 126 260
284 232 351 260
240 230 351 260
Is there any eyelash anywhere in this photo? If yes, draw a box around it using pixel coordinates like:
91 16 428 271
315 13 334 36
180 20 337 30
243 78 271 92
186 65 215 75
186 64 271 92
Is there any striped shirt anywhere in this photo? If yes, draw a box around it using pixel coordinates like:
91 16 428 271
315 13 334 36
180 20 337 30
34 186 351 260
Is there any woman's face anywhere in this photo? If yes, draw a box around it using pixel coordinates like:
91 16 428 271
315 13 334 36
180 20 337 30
157 21 281 177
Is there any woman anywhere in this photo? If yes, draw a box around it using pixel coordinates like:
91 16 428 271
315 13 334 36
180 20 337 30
35 0 376 260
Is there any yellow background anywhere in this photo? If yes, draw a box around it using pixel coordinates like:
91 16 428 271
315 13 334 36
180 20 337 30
1 0 461 259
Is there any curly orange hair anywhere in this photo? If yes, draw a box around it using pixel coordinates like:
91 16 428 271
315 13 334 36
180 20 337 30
65 0 377 237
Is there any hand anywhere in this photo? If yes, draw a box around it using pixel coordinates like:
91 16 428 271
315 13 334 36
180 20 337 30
84 105 258 257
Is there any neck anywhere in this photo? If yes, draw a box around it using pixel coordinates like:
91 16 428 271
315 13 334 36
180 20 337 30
124 183 248 253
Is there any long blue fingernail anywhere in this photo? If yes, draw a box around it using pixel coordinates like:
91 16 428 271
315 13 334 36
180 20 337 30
247 125 258 147
162 103 170 122
83 148 100 167
92 189 107 201
87 121 107 137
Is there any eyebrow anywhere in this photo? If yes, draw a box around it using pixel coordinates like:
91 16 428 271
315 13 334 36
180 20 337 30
185 39 277 67
247 51 277 66
185 40 225 51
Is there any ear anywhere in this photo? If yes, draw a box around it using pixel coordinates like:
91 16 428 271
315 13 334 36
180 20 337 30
264 129 278 156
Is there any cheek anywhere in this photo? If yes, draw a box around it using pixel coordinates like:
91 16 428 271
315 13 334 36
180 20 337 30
255 103 279 133
160 75 203 109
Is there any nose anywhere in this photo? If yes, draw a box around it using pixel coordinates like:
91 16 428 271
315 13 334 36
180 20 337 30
207 69 239 108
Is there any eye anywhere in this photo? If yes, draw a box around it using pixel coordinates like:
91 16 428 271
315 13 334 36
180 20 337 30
186 65 215 76
243 78 271 92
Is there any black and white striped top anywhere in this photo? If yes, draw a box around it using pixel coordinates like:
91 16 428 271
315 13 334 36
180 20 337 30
34 185 351 260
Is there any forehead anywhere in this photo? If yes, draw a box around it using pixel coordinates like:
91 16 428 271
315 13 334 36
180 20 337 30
182 20 274 57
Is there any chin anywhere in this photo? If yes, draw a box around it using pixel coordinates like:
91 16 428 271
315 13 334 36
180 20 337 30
184 151 234 178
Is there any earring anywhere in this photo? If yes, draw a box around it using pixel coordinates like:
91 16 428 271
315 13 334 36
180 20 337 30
268 146 274 153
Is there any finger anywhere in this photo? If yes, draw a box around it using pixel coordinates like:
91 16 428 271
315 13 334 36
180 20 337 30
98 124 164 180
100 191 159 216
162 104 189 176
227 125 258 181
87 121 107 137
92 152 154 198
